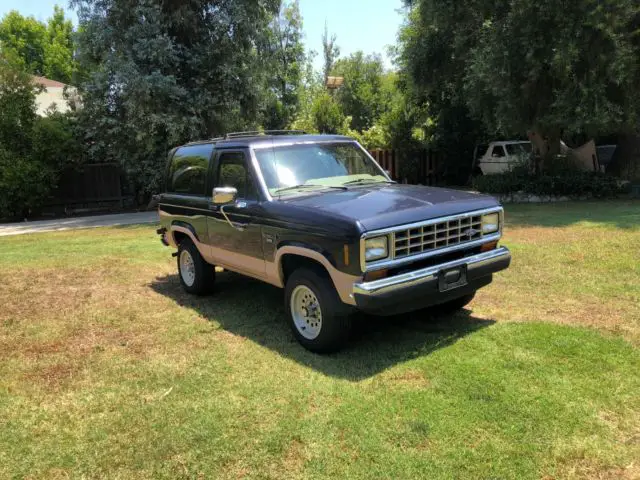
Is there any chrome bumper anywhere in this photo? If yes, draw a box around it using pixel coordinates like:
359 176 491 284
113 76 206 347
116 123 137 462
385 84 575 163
353 247 511 297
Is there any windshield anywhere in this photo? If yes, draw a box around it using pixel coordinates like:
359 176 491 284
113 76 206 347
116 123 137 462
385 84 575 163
253 142 389 196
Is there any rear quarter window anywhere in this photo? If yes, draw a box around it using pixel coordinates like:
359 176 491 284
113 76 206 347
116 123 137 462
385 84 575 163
167 144 214 195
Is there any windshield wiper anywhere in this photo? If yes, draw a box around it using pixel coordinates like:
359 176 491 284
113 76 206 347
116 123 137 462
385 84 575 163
342 178 394 186
274 184 348 195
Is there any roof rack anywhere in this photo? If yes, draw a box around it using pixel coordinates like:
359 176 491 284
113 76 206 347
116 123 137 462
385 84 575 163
222 130 306 140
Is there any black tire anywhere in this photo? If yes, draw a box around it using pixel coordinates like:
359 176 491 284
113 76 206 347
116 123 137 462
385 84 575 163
177 239 215 295
284 268 352 353
432 292 476 315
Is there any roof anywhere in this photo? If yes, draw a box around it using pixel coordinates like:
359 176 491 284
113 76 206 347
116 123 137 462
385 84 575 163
184 134 354 149
32 76 68 88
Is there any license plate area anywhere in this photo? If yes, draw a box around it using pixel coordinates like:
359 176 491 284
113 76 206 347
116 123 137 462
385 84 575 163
438 265 468 292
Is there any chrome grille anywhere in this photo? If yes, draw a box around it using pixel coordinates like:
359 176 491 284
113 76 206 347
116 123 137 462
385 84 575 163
393 214 483 259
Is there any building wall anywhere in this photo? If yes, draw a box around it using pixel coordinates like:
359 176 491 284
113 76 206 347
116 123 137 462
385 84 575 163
35 86 73 116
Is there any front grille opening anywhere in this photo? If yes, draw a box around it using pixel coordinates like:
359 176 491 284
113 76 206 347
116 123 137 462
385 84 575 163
393 213 486 259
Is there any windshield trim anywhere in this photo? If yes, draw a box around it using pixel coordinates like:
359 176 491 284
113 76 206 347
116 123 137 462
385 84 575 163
250 140 392 202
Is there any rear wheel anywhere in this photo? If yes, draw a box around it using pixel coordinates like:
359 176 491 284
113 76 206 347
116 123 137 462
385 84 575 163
177 239 215 295
285 268 352 353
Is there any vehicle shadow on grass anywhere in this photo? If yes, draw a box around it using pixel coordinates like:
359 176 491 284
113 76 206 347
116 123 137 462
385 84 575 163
150 271 495 381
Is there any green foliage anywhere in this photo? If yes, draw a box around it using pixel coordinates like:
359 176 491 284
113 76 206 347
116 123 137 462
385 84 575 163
0 11 47 76
311 92 344 134
332 52 387 132
293 48 409 149
43 6 76 84
0 61 82 218
400 0 640 160
260 1 306 129
0 147 55 218
0 7 76 83
72 0 279 198
0 60 39 155
321 22 339 83
473 170 623 199
32 112 83 170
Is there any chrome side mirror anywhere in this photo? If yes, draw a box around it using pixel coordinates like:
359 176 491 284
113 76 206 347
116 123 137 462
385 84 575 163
213 187 237 204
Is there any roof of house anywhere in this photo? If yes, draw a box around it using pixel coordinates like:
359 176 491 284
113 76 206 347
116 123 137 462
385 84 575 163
32 76 67 88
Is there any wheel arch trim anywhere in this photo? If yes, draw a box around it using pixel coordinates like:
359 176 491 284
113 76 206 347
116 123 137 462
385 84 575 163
271 246 360 306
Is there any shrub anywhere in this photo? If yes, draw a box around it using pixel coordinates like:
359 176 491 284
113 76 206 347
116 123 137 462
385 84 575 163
472 171 623 199
0 147 55 218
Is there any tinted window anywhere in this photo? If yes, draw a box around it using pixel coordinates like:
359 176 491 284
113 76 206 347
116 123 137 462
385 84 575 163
217 152 258 200
168 144 214 195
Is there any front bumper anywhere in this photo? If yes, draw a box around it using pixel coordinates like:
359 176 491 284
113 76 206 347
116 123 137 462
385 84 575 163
353 247 511 315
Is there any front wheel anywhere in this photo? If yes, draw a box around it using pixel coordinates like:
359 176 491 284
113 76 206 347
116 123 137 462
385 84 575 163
285 268 352 353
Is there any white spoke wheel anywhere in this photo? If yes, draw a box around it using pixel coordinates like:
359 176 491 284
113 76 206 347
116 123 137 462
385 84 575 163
177 239 215 295
179 249 196 287
284 268 353 353
290 285 323 340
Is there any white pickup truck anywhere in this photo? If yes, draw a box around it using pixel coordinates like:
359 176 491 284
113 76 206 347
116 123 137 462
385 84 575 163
474 141 532 175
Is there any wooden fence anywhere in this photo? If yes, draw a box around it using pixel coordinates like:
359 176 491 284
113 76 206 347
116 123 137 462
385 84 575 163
369 149 439 185
47 163 125 211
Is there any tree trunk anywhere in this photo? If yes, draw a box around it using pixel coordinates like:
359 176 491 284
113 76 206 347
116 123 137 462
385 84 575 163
527 129 562 174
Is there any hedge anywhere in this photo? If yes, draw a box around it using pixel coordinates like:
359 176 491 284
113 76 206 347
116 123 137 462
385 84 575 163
472 171 624 199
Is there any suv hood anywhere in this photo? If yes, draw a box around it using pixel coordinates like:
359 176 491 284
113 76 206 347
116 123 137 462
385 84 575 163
282 183 500 232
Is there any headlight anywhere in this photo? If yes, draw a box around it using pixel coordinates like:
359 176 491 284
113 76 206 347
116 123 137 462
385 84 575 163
482 213 500 234
365 236 388 262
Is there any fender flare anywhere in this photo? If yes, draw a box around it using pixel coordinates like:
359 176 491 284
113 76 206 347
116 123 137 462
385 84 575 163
274 245 359 305
167 223 208 258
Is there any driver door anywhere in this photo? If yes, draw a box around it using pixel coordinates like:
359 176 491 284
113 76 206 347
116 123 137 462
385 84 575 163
206 149 266 279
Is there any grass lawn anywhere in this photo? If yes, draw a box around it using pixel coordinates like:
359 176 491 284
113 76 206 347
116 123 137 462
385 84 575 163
0 201 638 479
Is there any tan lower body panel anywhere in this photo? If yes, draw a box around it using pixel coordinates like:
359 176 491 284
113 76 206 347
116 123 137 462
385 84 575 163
164 215 359 306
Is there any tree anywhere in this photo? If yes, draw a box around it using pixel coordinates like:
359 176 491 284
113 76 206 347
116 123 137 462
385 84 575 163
332 52 387 132
0 11 47 76
0 60 55 218
0 7 76 84
72 0 279 199
400 0 640 162
260 0 306 129
43 6 76 83
321 22 339 84
312 92 344 134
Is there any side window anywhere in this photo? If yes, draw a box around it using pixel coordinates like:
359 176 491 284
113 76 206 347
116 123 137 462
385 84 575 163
492 145 506 158
216 152 259 200
168 144 214 195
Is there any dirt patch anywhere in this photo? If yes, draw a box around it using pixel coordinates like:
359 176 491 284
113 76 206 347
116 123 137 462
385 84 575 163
23 361 83 389
281 438 307 476
550 459 640 480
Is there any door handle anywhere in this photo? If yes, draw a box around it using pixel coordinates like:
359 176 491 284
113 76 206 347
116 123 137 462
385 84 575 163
220 203 248 231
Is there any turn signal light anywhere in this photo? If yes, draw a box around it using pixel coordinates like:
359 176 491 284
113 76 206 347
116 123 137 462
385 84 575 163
365 269 389 282
480 241 498 252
